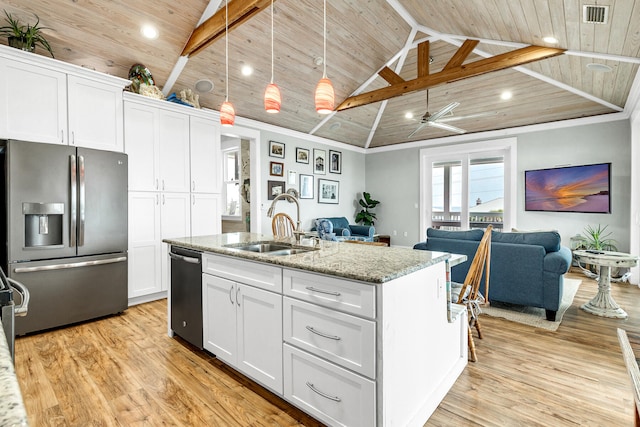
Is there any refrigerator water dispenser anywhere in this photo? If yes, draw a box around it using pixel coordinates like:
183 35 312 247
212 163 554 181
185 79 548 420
23 202 64 247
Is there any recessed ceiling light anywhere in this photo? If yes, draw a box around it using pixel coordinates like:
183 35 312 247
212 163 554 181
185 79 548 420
141 24 158 40
241 65 253 76
500 91 512 101
586 63 613 73
330 122 341 130
405 112 414 119
542 36 558 44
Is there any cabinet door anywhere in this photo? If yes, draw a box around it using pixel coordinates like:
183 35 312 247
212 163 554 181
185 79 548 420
237 284 283 394
203 274 237 365
67 75 124 151
128 192 162 298
0 59 67 144
190 116 221 193
191 193 221 236
159 110 190 192
124 102 160 191
160 192 191 291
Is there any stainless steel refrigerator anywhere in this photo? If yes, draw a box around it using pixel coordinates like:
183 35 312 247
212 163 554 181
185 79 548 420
0 139 128 335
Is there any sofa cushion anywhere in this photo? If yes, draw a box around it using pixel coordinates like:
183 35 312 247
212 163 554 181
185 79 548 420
326 217 350 229
426 228 484 241
492 231 561 253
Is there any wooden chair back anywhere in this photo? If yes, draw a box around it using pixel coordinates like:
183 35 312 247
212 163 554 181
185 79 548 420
457 225 492 304
272 213 296 238
617 328 640 426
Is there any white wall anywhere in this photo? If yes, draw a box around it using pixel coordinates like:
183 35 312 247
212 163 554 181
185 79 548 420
258 130 366 234
365 119 632 249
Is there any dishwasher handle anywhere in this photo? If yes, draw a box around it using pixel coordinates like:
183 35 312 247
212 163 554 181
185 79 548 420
7 278 29 317
169 252 201 264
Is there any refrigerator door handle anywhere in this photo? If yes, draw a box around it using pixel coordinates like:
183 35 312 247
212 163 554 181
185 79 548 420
7 278 29 317
70 154 77 247
13 256 127 274
78 155 85 246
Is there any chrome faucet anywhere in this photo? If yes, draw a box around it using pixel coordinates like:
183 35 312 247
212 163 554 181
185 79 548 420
267 193 302 234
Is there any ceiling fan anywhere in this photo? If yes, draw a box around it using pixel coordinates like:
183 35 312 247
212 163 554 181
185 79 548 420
408 91 498 138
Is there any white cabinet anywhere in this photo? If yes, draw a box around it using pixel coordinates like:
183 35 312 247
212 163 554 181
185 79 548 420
0 59 67 144
160 193 191 291
203 255 283 394
190 116 221 193
159 110 190 193
125 101 190 193
191 193 221 236
128 192 162 298
67 75 124 151
0 46 128 150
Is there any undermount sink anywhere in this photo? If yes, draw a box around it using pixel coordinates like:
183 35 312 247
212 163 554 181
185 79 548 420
224 241 317 256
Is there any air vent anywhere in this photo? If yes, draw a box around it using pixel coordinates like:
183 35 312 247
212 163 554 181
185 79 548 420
583 5 609 24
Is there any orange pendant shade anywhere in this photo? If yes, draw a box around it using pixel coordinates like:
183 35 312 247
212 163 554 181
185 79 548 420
314 77 334 114
264 83 281 113
220 101 235 127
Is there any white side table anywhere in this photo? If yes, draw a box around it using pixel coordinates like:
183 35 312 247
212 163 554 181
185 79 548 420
573 250 639 319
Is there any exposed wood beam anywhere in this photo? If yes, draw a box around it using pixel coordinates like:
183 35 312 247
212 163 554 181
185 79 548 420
379 66 405 85
443 39 479 70
336 44 565 111
417 41 430 77
181 0 273 57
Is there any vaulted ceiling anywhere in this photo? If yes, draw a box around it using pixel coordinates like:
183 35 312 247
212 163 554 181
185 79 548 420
2 0 639 149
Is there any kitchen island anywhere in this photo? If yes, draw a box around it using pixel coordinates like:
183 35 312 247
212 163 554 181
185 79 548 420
163 232 467 427
0 320 28 427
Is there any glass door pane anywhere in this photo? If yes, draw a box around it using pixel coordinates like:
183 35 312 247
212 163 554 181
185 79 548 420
469 157 504 230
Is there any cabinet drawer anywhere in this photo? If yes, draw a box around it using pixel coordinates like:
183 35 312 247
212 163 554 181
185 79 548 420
284 344 375 427
284 297 375 379
203 254 282 293
283 269 375 318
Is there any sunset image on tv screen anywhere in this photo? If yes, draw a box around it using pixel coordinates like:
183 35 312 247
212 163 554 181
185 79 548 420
525 163 610 213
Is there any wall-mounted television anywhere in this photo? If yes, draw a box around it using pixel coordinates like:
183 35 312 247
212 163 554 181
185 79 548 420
524 163 611 213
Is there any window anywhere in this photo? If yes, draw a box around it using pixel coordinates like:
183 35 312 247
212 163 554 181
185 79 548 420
223 149 241 217
420 139 515 232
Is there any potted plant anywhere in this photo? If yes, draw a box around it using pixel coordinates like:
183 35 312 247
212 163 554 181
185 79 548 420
576 224 619 275
0 10 54 57
355 192 380 226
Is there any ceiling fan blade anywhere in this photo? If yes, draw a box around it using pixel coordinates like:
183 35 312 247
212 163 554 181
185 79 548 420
427 121 466 134
438 111 499 123
408 122 428 138
428 102 460 122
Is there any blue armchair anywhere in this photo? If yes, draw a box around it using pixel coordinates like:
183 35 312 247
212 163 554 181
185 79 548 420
313 217 375 242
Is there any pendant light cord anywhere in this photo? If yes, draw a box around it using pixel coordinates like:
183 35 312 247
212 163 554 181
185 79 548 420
225 0 229 102
270 0 274 84
322 0 327 79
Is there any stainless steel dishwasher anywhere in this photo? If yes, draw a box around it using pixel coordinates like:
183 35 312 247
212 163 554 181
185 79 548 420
169 246 203 349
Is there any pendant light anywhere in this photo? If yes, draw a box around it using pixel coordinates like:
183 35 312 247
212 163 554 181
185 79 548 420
264 0 281 113
314 0 334 114
220 0 235 126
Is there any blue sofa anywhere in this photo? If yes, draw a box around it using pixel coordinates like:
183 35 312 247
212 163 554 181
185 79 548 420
413 228 572 321
312 217 375 242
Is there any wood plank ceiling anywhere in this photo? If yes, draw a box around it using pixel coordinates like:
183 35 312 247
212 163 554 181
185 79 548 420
0 0 638 149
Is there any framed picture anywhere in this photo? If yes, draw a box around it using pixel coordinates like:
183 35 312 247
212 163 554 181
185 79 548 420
318 178 339 204
267 180 285 200
299 174 314 199
329 150 342 174
270 161 284 176
269 140 285 158
296 147 310 164
313 149 326 175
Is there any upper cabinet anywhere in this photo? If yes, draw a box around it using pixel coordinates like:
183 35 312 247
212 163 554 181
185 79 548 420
190 116 221 193
124 92 221 195
0 45 129 151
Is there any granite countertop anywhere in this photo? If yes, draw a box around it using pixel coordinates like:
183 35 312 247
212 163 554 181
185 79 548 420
0 318 29 427
163 232 453 284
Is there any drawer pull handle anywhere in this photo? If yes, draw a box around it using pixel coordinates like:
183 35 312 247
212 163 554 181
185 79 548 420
305 286 341 297
306 326 341 341
306 382 342 402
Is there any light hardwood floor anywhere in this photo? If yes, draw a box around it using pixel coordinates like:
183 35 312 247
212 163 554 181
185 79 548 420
14 269 640 426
